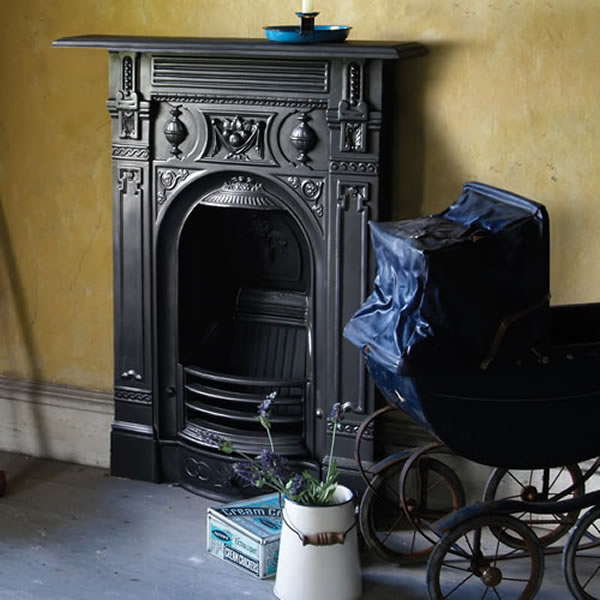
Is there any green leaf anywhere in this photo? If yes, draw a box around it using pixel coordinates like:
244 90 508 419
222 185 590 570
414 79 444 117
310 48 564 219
325 459 337 485
302 471 319 485
257 416 271 431
220 440 234 455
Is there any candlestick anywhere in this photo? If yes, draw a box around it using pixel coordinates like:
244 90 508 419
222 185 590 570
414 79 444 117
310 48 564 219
297 11 318 35
302 0 314 14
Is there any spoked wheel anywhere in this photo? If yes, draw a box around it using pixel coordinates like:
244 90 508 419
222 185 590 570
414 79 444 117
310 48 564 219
563 505 600 599
360 451 465 564
483 464 584 548
427 514 544 600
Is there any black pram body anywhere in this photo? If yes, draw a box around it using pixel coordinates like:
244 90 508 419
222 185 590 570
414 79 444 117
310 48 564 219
345 182 600 469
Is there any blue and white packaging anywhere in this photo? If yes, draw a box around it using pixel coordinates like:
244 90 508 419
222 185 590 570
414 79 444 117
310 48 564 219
207 492 282 579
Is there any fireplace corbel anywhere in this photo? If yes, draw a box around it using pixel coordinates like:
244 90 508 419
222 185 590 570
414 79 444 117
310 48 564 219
53 35 426 499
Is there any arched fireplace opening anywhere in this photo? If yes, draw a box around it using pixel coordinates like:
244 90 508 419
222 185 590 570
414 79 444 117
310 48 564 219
157 175 315 469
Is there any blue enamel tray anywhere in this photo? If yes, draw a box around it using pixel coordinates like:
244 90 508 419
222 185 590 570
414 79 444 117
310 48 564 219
264 25 350 44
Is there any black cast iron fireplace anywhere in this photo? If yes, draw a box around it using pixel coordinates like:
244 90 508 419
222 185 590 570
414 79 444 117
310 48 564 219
53 35 426 499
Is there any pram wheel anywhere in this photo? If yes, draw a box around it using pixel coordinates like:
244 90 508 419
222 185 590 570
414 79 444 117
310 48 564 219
427 513 544 600
563 505 600 599
484 464 584 547
360 451 465 564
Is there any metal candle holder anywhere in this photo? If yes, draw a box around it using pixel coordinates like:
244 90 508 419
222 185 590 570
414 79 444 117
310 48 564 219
296 12 319 36
264 12 350 43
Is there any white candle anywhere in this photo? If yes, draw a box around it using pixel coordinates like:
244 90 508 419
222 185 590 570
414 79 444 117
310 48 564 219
302 0 314 13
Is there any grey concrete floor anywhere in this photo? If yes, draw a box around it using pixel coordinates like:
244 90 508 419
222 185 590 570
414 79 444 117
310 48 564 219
0 451 574 599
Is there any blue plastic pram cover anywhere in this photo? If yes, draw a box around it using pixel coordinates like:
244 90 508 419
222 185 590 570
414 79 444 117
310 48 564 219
344 182 550 373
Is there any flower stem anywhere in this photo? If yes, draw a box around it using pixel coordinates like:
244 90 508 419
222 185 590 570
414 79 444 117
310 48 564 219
265 427 275 453
234 449 255 463
325 420 337 484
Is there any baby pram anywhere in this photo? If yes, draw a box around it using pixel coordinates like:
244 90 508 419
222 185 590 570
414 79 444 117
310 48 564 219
345 182 600 599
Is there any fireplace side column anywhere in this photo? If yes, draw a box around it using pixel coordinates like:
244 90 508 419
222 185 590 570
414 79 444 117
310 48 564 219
318 58 386 480
106 51 157 481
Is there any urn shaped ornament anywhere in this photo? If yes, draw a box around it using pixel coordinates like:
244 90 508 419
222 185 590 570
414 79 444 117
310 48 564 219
289 112 317 165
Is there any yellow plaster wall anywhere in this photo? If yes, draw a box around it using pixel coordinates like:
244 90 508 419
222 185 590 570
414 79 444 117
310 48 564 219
0 0 599 391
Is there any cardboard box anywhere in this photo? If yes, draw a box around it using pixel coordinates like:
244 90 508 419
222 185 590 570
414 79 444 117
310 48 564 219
207 492 282 579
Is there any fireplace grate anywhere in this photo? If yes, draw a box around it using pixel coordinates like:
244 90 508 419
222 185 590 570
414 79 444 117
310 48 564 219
179 288 310 456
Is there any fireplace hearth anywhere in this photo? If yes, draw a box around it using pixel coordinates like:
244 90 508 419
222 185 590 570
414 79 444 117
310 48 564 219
53 36 426 499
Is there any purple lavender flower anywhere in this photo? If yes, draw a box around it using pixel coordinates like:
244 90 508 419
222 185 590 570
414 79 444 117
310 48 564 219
209 388 342 503
288 473 306 497
257 449 290 483
329 402 343 424
197 428 232 454
258 391 277 419
257 390 278 432
233 462 262 486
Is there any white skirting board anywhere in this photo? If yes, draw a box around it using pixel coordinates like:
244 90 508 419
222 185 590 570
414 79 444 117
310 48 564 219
0 376 113 468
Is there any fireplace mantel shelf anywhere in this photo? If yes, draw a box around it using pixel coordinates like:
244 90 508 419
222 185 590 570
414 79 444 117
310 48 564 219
53 34 426 60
